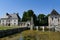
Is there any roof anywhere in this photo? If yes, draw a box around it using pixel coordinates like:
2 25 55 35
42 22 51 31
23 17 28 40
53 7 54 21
50 9 59 16
1 18 18 20
10 14 18 18
1 13 20 20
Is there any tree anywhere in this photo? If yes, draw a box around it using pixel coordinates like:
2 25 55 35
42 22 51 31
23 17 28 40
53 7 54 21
33 14 37 26
38 14 50 26
22 10 37 26
45 14 50 26
38 14 46 26
44 15 48 26
22 11 28 21
22 10 34 21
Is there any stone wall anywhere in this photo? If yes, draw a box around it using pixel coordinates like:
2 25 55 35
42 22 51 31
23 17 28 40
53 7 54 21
0 27 30 38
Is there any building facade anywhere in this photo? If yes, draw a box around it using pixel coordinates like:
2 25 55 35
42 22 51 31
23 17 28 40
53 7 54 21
0 13 31 27
0 13 20 26
48 9 60 31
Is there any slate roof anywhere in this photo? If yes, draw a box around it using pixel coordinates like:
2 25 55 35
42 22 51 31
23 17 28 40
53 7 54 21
50 9 59 16
10 14 18 18
1 13 20 20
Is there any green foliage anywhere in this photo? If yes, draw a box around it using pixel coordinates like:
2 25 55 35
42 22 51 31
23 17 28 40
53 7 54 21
22 10 37 26
0 26 20 30
22 10 34 21
38 14 48 26
22 10 50 26
22 11 28 21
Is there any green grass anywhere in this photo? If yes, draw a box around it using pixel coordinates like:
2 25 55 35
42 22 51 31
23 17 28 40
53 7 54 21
21 30 60 40
0 26 20 30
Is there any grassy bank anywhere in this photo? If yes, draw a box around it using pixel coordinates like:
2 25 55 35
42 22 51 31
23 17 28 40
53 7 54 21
0 26 21 30
21 30 60 40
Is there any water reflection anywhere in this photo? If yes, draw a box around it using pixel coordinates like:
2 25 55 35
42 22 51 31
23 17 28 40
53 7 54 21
19 34 23 40
0 33 21 40
20 34 49 40
19 33 49 40
0 33 49 40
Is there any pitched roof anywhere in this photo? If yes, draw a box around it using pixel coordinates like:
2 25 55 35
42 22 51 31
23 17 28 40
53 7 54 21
50 9 59 16
10 13 18 18
1 13 20 19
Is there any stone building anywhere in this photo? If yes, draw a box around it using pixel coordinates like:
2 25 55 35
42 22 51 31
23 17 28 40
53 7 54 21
48 9 60 31
0 13 31 27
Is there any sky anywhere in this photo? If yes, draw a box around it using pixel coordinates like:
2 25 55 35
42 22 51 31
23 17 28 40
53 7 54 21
0 0 60 18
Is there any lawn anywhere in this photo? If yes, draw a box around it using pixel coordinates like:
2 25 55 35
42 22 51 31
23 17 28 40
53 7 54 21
0 26 20 30
21 30 60 40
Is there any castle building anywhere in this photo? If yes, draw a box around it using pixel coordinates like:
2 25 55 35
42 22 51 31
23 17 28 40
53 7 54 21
0 13 31 27
48 9 60 31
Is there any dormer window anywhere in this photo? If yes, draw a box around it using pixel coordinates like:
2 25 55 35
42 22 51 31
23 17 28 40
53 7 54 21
55 17 57 18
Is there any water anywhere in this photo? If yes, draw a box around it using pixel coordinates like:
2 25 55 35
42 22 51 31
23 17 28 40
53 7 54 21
19 34 23 40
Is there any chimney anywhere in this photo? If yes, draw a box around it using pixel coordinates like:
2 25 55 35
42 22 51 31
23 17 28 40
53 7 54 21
6 13 9 16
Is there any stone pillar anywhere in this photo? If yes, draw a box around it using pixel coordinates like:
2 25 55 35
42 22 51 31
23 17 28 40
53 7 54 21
30 25 33 30
36 26 38 31
30 17 34 30
48 16 51 31
42 26 44 32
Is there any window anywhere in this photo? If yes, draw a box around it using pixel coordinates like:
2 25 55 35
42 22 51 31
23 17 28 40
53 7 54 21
21 23 22 26
27 24 29 26
2 20 4 22
9 20 10 22
2 23 4 25
24 23 25 26
52 18 53 21
58 18 59 22
14 23 16 25
14 20 16 22
55 17 57 18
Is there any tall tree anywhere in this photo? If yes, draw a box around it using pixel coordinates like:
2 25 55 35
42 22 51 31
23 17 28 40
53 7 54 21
44 15 48 26
38 14 46 26
33 14 37 26
22 10 37 26
45 14 50 26
22 11 28 21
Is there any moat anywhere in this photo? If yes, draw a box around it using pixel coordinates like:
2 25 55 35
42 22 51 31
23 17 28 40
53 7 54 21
0 30 60 40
